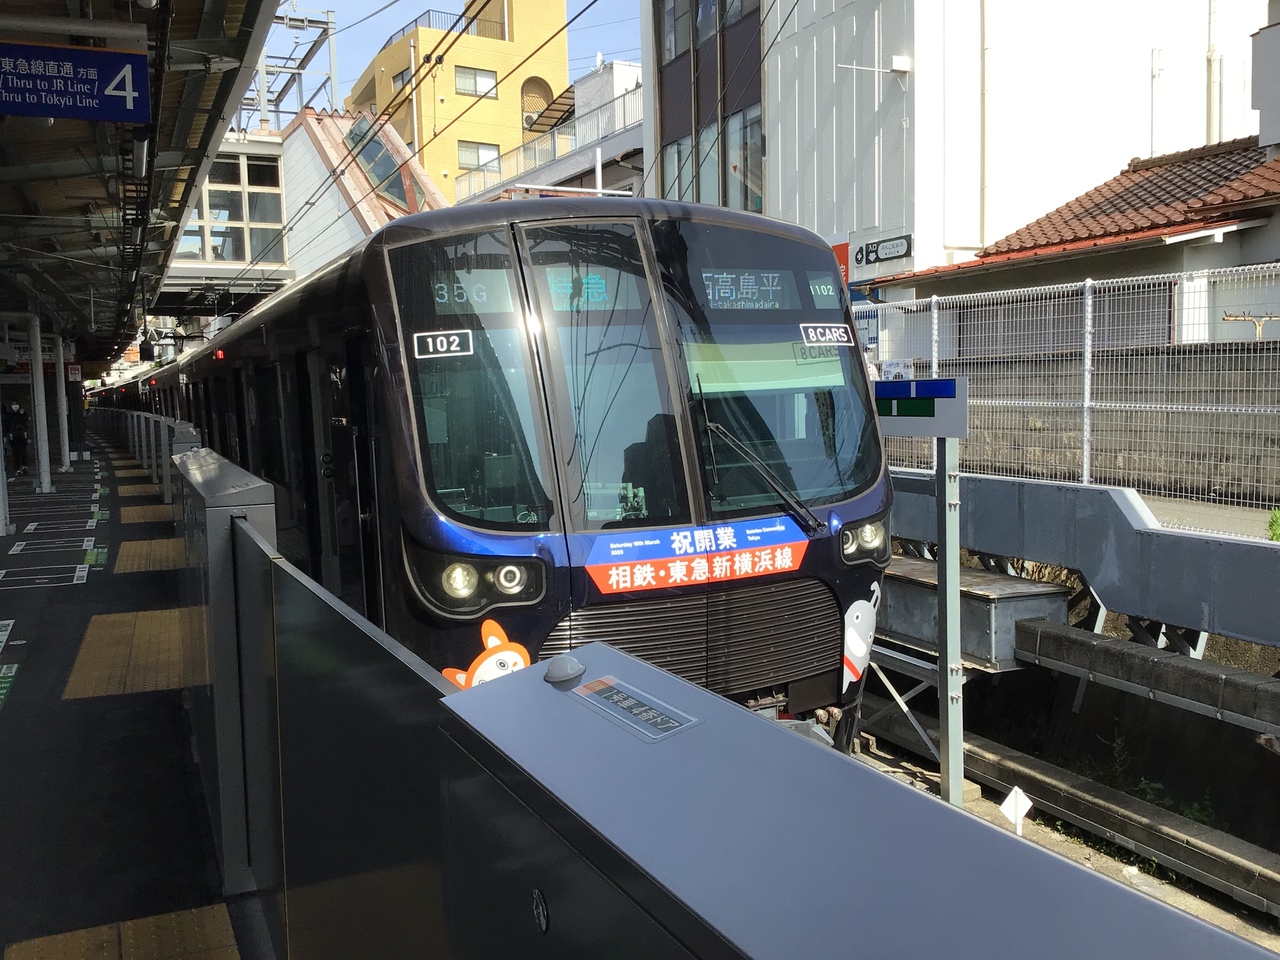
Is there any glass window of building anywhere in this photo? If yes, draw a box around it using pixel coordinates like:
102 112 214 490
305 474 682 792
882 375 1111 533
209 225 246 261
393 67 411 91
250 228 286 264
246 155 280 187
724 0 758 25
176 228 203 260
695 0 717 44
185 152 286 265
661 136 694 201
458 140 501 171
661 0 691 63
209 156 239 184
697 122 719 204
724 103 762 213
456 65 498 98
345 115 411 210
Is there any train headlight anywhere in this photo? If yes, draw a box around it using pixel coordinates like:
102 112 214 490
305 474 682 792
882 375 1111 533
491 563 528 596
840 518 890 567
441 562 480 599
402 530 546 618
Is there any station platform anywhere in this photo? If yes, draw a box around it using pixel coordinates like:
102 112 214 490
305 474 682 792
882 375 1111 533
0 437 262 960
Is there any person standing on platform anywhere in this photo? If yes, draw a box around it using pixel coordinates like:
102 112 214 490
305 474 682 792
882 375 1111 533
4 401 29 477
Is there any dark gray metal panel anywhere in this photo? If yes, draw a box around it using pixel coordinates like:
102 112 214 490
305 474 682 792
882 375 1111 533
889 471 1280 647
443 643 1275 960
441 736 698 960
232 519 286 957
175 446 275 508
271 560 457 960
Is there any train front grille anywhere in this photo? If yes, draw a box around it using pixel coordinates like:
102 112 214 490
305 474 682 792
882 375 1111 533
542 578 842 696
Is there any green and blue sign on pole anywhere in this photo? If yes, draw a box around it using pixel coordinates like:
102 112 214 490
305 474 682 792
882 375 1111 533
874 377 968 439
0 41 149 125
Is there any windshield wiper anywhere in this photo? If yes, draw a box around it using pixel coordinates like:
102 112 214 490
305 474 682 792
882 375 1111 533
703 419 824 536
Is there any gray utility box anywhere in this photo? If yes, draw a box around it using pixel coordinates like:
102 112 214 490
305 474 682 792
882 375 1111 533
174 447 275 896
881 556 1070 670
438 643 1269 960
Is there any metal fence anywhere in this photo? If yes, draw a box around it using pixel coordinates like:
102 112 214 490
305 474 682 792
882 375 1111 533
864 264 1280 519
455 85 643 201
381 8 506 49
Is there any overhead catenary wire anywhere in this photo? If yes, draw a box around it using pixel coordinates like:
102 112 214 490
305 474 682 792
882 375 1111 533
208 1 496 299
277 0 604 275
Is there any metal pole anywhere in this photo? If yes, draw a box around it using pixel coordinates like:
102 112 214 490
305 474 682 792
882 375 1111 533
27 315 53 493
149 416 159 484
409 39 420 160
1082 278 1094 485
162 420 172 504
0 379 11 536
53 337 71 472
930 294 940 377
937 435 963 806
595 146 603 193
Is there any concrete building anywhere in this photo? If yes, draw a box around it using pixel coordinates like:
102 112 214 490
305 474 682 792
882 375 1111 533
344 0 570 204
456 58 645 203
641 0 1267 292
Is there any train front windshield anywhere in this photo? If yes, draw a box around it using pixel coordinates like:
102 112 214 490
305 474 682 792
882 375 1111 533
390 216 881 533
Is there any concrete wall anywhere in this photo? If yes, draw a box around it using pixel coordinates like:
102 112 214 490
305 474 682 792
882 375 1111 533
280 129 369 279
768 0 1268 282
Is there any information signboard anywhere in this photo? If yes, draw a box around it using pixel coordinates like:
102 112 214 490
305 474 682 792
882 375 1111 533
0 41 150 124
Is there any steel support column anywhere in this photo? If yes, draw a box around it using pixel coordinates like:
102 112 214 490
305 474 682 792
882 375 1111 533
27 315 53 493
937 435 964 807
53 337 71 472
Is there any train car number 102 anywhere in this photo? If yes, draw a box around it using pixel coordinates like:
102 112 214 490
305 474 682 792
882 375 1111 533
413 330 475 359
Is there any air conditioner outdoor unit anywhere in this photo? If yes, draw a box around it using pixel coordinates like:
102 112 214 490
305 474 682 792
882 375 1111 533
523 112 538 129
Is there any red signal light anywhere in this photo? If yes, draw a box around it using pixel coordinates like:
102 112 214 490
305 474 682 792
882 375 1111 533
214 348 225 360
149 378 157 386
120 387 126 393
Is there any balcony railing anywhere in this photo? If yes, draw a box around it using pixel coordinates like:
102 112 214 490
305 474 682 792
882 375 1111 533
381 8 506 50
455 85 643 201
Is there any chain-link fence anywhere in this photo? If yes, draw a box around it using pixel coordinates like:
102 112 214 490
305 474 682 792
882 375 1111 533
862 265 1280 529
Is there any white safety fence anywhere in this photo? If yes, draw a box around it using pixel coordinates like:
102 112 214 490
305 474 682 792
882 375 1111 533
861 264 1280 530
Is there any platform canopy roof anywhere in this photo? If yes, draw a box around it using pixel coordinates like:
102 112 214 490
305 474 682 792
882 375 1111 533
0 0 274 365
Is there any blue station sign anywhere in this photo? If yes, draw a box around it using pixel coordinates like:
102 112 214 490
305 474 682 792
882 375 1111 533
0 41 150 125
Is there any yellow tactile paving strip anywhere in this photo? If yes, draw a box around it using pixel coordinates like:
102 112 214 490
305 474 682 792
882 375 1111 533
114 469 150 478
121 505 172 523
3 905 239 960
117 484 160 498
63 608 192 699
110 459 142 467
113 539 186 574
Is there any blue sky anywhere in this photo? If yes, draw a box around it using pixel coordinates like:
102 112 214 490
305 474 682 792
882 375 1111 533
275 0 642 105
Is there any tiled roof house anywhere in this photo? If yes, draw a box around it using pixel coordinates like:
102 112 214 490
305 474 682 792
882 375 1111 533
867 136 1280 295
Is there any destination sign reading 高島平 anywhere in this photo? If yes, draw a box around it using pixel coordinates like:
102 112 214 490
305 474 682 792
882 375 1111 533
0 42 150 125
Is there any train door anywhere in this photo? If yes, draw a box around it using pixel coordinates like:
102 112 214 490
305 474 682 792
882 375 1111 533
296 350 339 590
324 336 380 620
232 368 251 470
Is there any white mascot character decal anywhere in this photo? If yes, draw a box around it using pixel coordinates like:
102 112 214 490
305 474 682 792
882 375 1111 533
841 580 881 697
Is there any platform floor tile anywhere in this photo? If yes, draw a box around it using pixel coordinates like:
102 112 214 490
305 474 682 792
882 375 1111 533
120 505 171 524
63 608 194 699
113 539 185 574
113 469 149 478
4 906 238 960
116 484 159 498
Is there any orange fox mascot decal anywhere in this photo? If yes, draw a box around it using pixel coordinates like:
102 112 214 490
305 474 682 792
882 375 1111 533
443 619 531 689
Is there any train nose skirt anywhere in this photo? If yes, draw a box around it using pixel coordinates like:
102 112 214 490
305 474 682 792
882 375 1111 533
542 577 842 696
